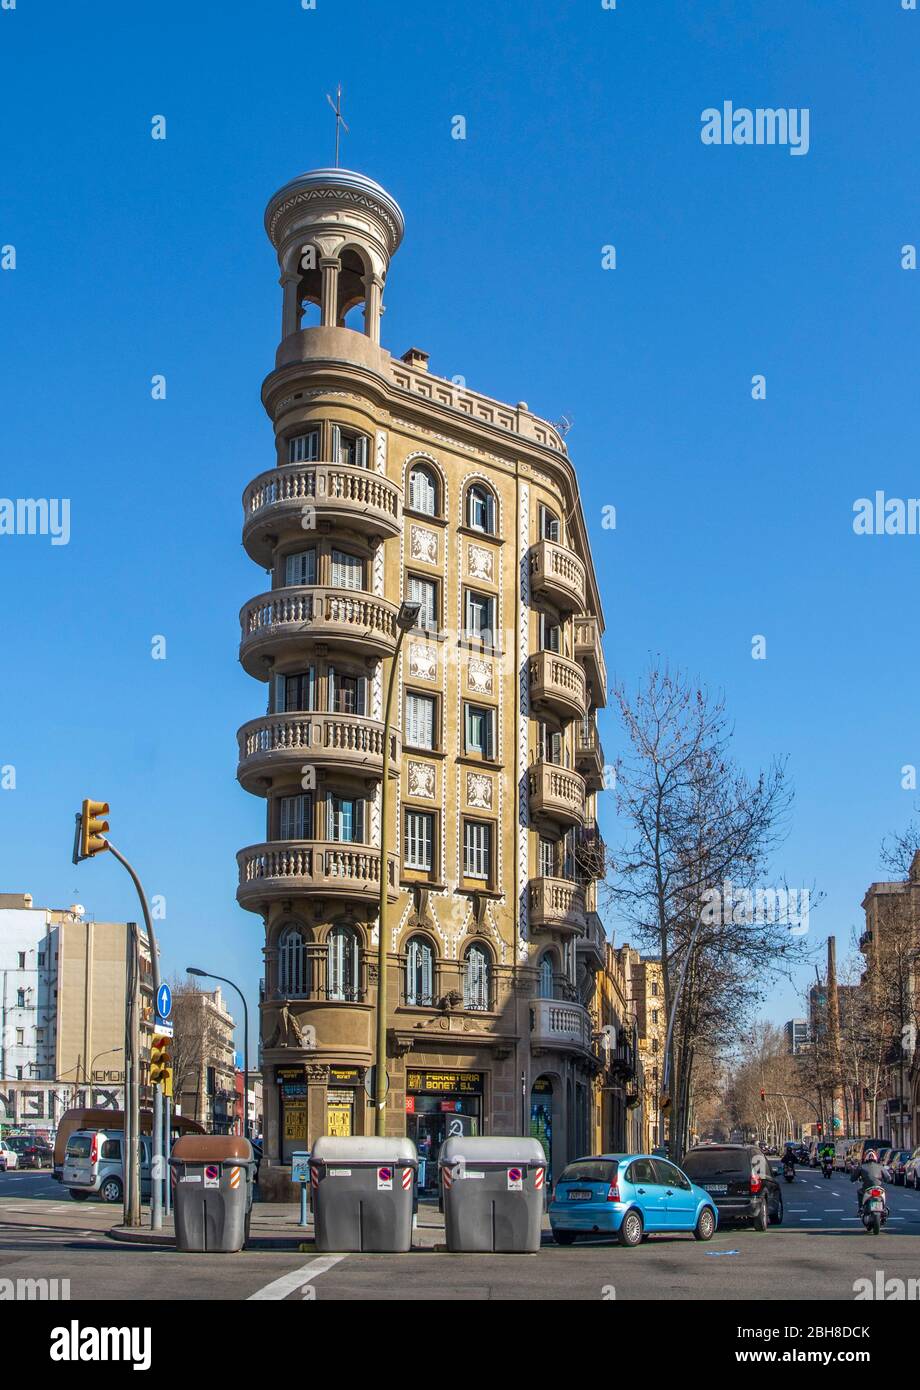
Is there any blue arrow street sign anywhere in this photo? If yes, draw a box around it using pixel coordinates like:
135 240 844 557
157 983 172 1020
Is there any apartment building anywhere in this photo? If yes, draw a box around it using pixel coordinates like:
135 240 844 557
860 851 920 1147
236 167 609 1195
172 986 238 1134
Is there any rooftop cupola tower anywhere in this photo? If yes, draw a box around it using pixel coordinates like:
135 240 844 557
264 168 405 347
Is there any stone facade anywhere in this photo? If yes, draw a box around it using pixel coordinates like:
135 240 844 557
236 168 609 1195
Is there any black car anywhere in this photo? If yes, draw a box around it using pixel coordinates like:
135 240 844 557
681 1144 783 1230
5 1134 53 1169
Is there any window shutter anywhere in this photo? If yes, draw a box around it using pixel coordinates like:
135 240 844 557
354 798 364 844
355 434 368 468
332 425 341 462
273 674 284 714
327 667 336 713
356 676 366 718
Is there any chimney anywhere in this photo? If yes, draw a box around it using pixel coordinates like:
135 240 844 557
400 347 429 372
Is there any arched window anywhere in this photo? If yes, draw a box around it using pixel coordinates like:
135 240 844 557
408 464 438 516
405 935 435 1006
463 943 492 1011
278 925 310 998
537 952 556 999
327 926 360 1002
466 483 495 534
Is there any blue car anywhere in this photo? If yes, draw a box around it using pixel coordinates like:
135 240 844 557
548 1152 718 1247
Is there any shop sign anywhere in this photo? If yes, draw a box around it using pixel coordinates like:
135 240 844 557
328 1067 361 1086
407 1071 483 1095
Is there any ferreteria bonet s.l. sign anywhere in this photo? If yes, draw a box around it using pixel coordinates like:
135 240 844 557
407 1072 483 1093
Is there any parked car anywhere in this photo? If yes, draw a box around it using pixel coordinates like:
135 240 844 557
887 1149 913 1186
0 1140 20 1171
850 1138 892 1170
877 1148 896 1180
548 1153 718 1247
903 1147 920 1190
5 1134 53 1169
63 1129 152 1204
681 1143 784 1230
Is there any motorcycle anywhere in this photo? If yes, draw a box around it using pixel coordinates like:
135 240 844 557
822 1157 833 1179
860 1186 888 1235
783 1162 796 1183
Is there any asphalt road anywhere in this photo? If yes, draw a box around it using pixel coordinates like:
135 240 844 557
2 1164 920 1301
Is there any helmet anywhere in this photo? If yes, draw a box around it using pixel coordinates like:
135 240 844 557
865 1150 878 1162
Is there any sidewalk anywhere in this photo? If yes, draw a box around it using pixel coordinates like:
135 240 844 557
108 1200 451 1250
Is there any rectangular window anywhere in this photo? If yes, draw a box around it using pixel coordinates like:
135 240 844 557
328 795 364 843
540 722 563 765
17 952 25 968
539 837 556 878
332 426 368 468
464 703 494 758
562 828 576 880
274 668 315 713
464 590 494 645
35 1028 44 1043
463 820 492 881
279 793 312 841
285 549 316 586
15 1029 24 1046
329 670 366 716
539 613 561 653
37 952 45 968
16 990 25 1007
331 549 364 591
405 693 436 749
408 575 438 630
405 810 434 871
288 430 320 464
540 505 561 542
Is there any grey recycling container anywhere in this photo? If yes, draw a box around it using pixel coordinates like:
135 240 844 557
439 1136 547 1253
310 1135 417 1253
169 1135 256 1253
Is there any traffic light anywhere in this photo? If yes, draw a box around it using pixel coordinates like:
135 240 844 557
760 1089 765 1102
816 1123 823 1135
149 1034 172 1096
79 799 110 858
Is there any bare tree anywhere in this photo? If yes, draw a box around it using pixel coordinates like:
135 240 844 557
606 663 809 1156
170 978 225 1127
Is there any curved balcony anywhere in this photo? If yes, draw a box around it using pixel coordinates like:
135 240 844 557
530 998 592 1054
529 650 587 723
237 840 399 912
575 719 605 790
574 615 607 708
237 713 400 793
242 462 401 565
528 761 586 829
529 540 586 613
529 877 587 936
239 586 399 675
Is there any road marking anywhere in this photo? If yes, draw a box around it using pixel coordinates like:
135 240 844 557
247 1254 347 1301
798 1218 821 1222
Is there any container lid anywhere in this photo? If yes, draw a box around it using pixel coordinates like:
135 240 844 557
438 1136 547 1167
170 1135 254 1163
310 1135 417 1166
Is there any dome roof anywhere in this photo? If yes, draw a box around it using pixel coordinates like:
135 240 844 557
264 168 405 253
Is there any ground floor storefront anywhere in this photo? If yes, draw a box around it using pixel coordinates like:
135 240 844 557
259 1045 600 1198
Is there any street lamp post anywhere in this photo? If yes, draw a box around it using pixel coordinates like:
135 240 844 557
87 1046 122 1083
186 968 251 1139
374 600 421 1138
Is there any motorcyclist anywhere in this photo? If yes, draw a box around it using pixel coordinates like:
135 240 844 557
782 1143 797 1174
851 1150 885 1212
820 1142 835 1169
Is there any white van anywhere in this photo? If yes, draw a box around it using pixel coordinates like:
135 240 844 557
63 1128 152 1204
834 1137 854 1171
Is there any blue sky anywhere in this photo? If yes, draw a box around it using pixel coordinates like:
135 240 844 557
1 1 918 1051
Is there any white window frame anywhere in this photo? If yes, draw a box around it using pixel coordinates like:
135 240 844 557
331 548 364 592
464 589 494 644
327 793 364 844
467 484 494 534
463 944 491 1011
332 425 368 468
405 692 436 750
464 703 494 758
408 464 437 515
285 549 317 587
273 667 315 714
463 820 492 881
539 504 561 542
408 574 438 630
288 430 320 464
280 793 311 841
405 810 434 871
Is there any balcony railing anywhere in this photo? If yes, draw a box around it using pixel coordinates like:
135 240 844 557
237 712 398 791
529 877 587 935
529 540 587 613
576 910 607 970
237 840 399 910
396 959 514 1014
530 997 592 1053
574 615 607 708
528 761 587 829
239 586 399 673
575 719 605 790
242 462 401 564
529 650 587 722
